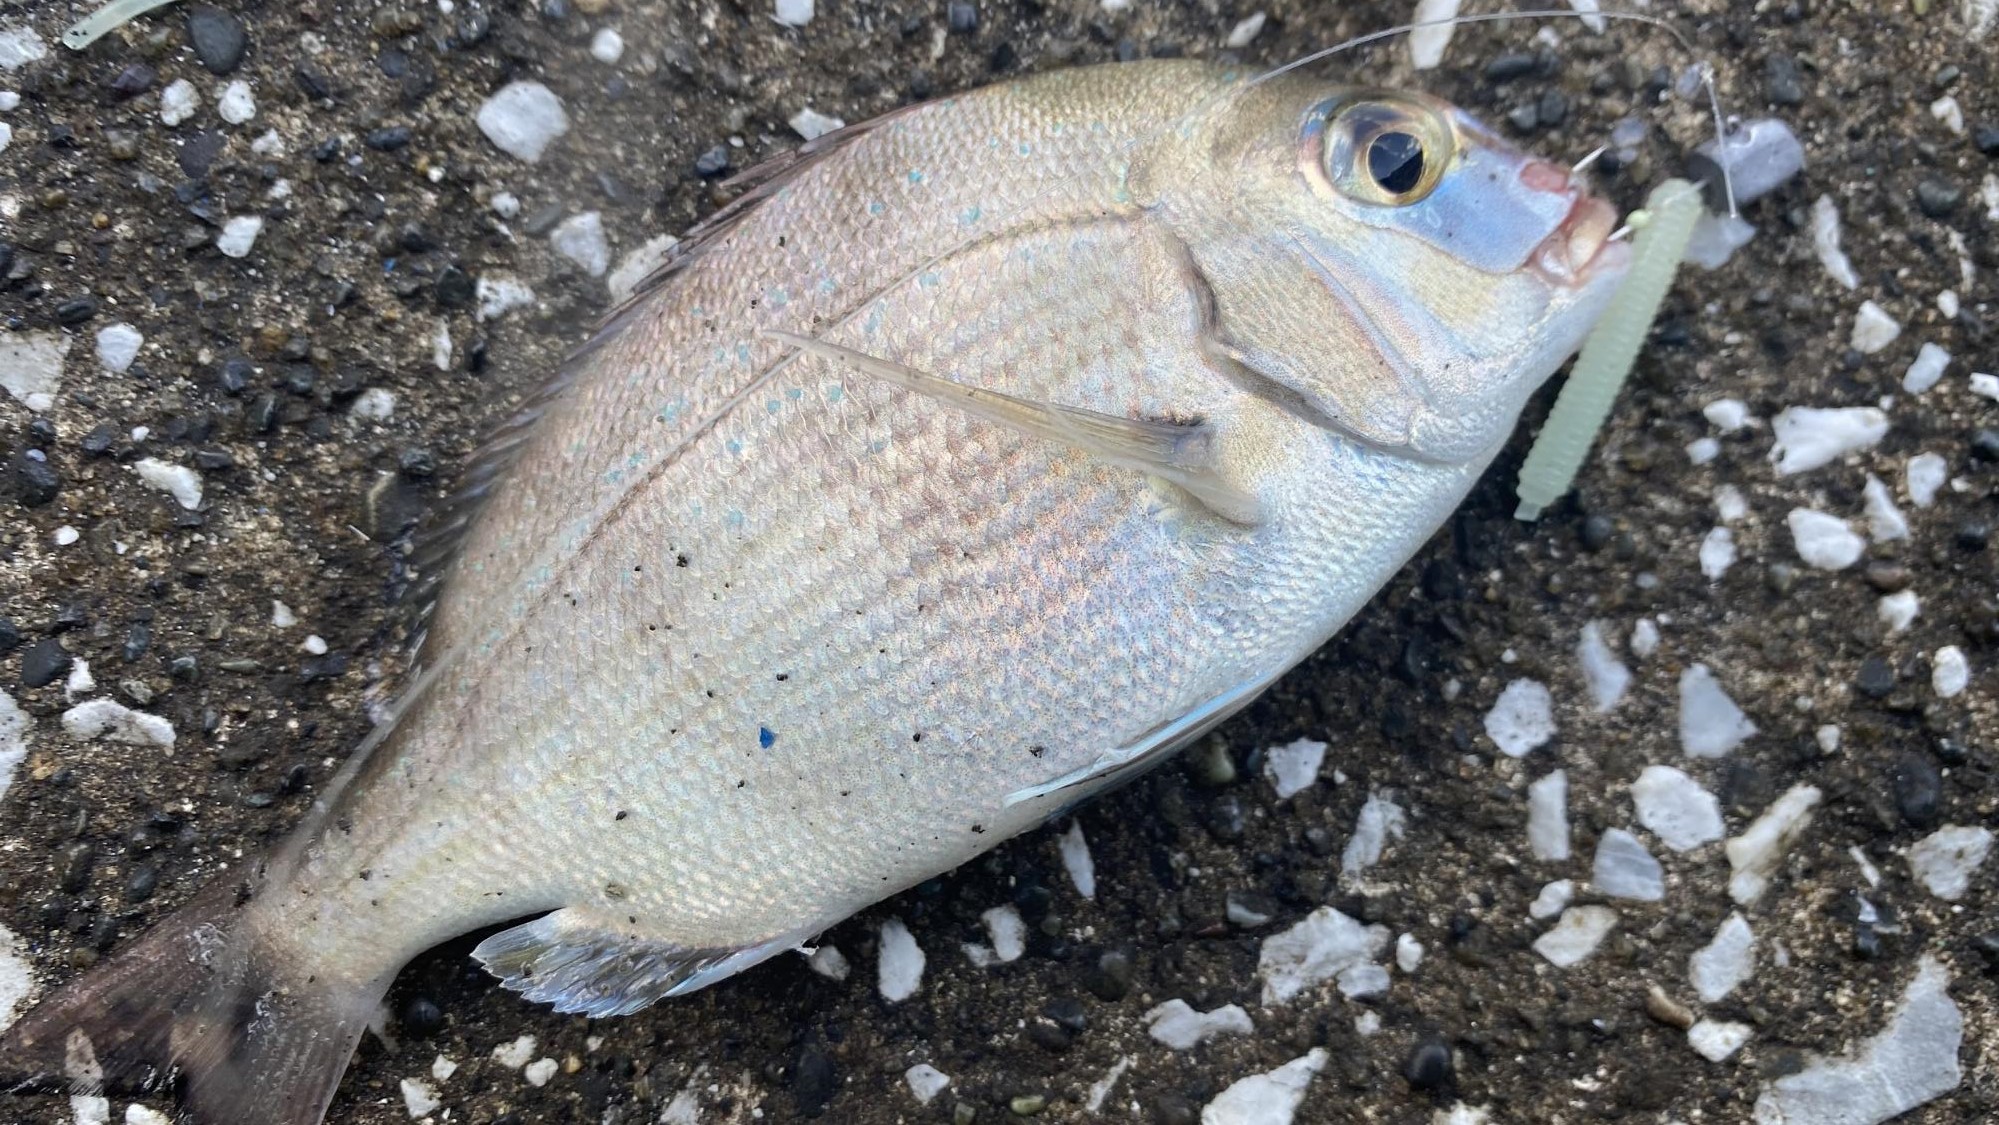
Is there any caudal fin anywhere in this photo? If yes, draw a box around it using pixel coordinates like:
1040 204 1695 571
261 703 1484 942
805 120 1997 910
1 877 388 1125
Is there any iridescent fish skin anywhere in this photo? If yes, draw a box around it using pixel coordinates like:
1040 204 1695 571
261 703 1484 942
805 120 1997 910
4 60 1626 1125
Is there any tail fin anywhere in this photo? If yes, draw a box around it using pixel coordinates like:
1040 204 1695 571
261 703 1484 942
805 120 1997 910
1 877 389 1125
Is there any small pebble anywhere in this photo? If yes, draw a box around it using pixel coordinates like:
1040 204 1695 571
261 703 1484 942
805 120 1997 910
187 5 249 74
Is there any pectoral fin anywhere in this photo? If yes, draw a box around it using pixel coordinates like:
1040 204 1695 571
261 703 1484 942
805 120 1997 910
473 908 808 1017
764 329 1261 525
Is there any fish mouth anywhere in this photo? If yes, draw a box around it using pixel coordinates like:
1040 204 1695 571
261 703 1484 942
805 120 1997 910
1530 195 1624 286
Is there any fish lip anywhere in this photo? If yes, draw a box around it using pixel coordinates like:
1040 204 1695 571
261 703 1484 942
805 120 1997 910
1529 195 1622 287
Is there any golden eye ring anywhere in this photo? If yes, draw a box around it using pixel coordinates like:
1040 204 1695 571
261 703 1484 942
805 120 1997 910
1322 97 1454 206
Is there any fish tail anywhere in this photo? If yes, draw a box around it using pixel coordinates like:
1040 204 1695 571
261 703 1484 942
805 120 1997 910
2 876 387 1125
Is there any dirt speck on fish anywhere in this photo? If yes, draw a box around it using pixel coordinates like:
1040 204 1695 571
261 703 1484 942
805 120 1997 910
1 59 1626 1125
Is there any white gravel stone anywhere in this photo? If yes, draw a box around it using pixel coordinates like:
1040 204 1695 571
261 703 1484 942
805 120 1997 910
1861 475 1908 541
350 387 397 422
431 1055 457 1081
1632 765 1724 852
1876 590 1919 634
1527 770 1570 862
489 190 521 218
1084 1056 1133 1113
301 635 328 656
1726 785 1820 904
431 318 453 371
877 917 924 1002
1201 1049 1327 1125
1770 406 1889 476
477 81 571 162
1395 932 1425 973
805 944 849 980
981 904 1025 963
1686 436 1720 465
1680 664 1756 758
0 329 69 412
1751 957 1961 1125
476 275 537 321
1592 828 1665 901
1809 196 1859 290
0 689 30 807
1689 1020 1753 1062
1576 621 1630 712
1817 724 1843 754
1684 212 1757 270
71 1096 110 1125
1533 906 1618 967
125 1106 170 1125
1341 792 1406 880
95 323 143 373
0 25 48 71
1937 289 1959 318
1224 11 1267 47
1904 452 1947 507
1630 618 1660 658
1145 999 1255 1050
0 121 10 155
904 1064 950 1104
1257 906 1389 1006
1059 820 1095 899
523 1058 558 1087
1407 0 1461 68
1901 342 1950 394
1848 300 1901 354
491 1035 536 1068
132 458 203 509
1528 879 1573 920
1969 371 1999 401
1931 645 1968 697
788 107 846 141
1484 678 1554 757
399 1077 442 1117
1930 94 1965 134
160 78 199 125
53 526 78 546
550 211 611 277
607 234 680 303
589 27 625 64
1699 526 1736 581
65 659 94 700
216 215 263 258
1264 737 1326 799
1432 1107 1492 1125
0 921 30 1032
217 80 255 124
1704 398 1751 431
1787 508 1864 570
773 0 815 26
61 700 175 748
1905 825 1991 901
1690 913 1756 1003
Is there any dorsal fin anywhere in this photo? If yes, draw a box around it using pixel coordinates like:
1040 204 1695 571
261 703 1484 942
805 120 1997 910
400 100 933 643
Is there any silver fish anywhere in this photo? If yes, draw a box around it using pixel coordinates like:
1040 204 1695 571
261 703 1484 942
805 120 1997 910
3 59 1626 1124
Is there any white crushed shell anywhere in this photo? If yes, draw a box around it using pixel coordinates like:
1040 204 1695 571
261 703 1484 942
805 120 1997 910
905 1063 950 1104
1810 196 1860 290
0 25 48 71
1575 621 1630 713
0 329 70 412
160 78 199 125
0 921 32 1032
61 699 174 748
1340 792 1406 880
1407 0 1462 69
1690 913 1756 1003
1901 342 1950 394
1528 879 1573 920
1876 591 1919 634
476 275 537 321
1395 932 1425 973
1201 1048 1327 1125
1224 11 1267 47
1433 1107 1493 1125
1484 679 1555 757
125 1107 171 1125
1715 485 1750 523
805 943 849 980
1527 770 1570 862
773 0 815 26
1905 825 1990 901
1257 905 1390 1006
1354 1010 1383 1036
1704 398 1751 432
523 1058 558 1087
1686 436 1720 465
1145 999 1255 1050
217 79 255 125
1699 526 1736 581
430 1054 457 1081
1904 452 1947 507
1817 725 1843 754
607 234 680 304
1084 1056 1133 1113
1930 95 1965 134
216 215 263 258
1861 475 1908 542
1770 406 1889 476
432 319 453 371
1850 301 1902 354
1533 905 1618 968
72 1097 111 1125
1786 508 1864 570
1689 1019 1753 1062
549 211 611 278
1726 784 1820 904
53 526 78 546
491 1035 537 1069
0 690 30 807
1630 618 1660 658
477 81 571 162
1632 765 1724 852
302 635 328 656
788 107 846 141
877 917 924 1002
1592 828 1665 901
350 387 397 422
981 904 1025 963
489 191 521 218
65 659 94 701
1751 957 1961 1125
1059 820 1095 899
399 1077 441 1117
1264 737 1326 799
1969 372 1999 401
130 458 203 510
1683 212 1757 270
1679 664 1756 758
589 27 625 64
1931 645 1969 697
1938 290 1959 318
95 323 143 373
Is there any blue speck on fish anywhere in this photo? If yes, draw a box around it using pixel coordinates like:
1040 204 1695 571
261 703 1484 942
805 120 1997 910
758 727 776 750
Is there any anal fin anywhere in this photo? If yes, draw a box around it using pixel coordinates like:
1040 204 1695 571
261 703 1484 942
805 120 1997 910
763 329 1262 525
472 909 804 1018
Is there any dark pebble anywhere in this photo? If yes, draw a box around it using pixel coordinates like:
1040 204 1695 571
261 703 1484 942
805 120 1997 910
178 130 226 179
1855 656 1896 699
1083 948 1133 1001
1404 1040 1454 1089
948 1 978 33
247 393 279 434
124 623 152 662
194 449 235 471
1026 1017 1072 1053
1150 1095 1197 1125
79 423 118 456
219 357 253 395
376 48 410 78
1484 52 1537 81
1507 102 1540 133
1973 931 1999 972
1974 125 1999 156
1957 520 1990 552
434 265 475 309
187 5 249 74
1852 921 1881 960
123 863 159 904
989 41 1017 72
402 996 445 1036
169 655 200 682
1536 89 1569 128
299 653 350 682
455 10 493 45
58 843 96 892
693 146 731 178
792 1042 836 1116
1044 997 1088 1032
1205 793 1245 840
1764 53 1804 105
295 63 334 101
13 449 61 506
1863 561 1911 592
398 448 437 478
1890 753 1941 828
1915 179 1962 219
1580 513 1616 551
366 126 414 151
111 63 157 98
1969 429 1999 461
55 295 100 325
0 618 18 658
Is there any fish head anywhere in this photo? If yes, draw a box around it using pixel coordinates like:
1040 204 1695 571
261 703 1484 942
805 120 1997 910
1158 79 1631 464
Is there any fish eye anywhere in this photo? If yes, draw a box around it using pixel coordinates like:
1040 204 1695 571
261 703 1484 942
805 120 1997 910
1320 97 1453 206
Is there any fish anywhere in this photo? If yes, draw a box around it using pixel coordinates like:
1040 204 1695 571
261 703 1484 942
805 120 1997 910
1 58 1627 1125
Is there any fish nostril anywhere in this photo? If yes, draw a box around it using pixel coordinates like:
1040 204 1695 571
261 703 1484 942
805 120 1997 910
1518 159 1572 196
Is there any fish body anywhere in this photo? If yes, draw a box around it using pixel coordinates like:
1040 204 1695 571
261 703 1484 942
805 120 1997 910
4 60 1625 1125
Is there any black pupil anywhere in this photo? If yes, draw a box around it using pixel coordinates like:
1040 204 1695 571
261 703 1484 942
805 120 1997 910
1367 131 1426 195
